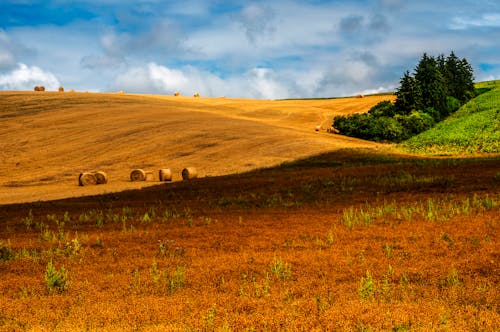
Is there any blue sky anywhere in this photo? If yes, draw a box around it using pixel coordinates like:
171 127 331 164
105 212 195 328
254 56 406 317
1 0 499 98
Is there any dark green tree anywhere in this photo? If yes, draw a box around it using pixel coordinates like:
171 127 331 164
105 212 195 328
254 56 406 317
394 71 417 115
414 53 447 120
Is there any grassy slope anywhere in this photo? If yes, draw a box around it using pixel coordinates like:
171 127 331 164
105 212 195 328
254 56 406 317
401 81 500 154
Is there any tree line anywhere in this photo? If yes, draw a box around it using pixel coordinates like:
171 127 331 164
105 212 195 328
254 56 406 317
333 52 475 142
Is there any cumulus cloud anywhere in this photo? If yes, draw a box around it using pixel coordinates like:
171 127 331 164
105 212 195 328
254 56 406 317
236 3 276 44
0 63 60 90
111 62 292 99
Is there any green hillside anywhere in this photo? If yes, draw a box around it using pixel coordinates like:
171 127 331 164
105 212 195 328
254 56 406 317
401 80 500 154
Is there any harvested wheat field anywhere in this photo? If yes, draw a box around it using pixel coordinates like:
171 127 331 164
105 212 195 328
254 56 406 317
0 91 392 204
0 92 499 331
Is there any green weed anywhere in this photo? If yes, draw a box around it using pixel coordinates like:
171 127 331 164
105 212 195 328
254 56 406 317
45 260 69 294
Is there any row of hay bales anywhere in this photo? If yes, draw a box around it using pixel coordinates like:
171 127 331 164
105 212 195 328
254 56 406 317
78 171 109 186
34 86 69 92
78 168 198 186
172 91 200 97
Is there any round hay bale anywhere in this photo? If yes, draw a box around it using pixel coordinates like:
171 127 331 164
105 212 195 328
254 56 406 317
69 89 75 93
79 172 97 186
182 167 198 181
58 86 64 92
94 171 108 184
315 125 321 132
145 171 154 181
193 92 200 97
159 168 172 182
357 94 364 98
130 169 146 182
174 91 180 96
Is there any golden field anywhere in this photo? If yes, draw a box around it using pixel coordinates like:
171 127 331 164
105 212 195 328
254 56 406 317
0 91 393 204
0 91 498 331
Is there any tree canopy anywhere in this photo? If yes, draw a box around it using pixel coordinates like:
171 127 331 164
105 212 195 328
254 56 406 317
333 52 475 142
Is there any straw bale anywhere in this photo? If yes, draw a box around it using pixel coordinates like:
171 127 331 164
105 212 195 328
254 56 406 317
159 168 172 182
174 91 180 96
130 169 146 181
94 171 108 184
193 92 200 97
79 172 97 186
182 167 198 180
58 87 64 92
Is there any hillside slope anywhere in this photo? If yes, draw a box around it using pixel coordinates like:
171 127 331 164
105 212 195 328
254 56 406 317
0 92 393 204
402 82 500 154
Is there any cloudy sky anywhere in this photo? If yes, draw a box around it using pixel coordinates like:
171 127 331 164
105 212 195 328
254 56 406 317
0 0 499 99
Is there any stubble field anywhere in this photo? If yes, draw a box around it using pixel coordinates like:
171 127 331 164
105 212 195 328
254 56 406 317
0 92 498 331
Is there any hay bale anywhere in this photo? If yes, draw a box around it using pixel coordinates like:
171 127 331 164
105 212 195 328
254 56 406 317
145 171 154 181
69 89 75 93
193 92 200 98
174 91 180 96
159 168 172 182
130 169 146 181
315 125 321 132
34 86 45 92
356 94 364 98
182 167 198 180
58 86 64 92
94 171 108 184
79 172 97 186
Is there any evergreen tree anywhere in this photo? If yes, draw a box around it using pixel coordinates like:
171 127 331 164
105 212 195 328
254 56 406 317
414 53 447 120
394 71 417 115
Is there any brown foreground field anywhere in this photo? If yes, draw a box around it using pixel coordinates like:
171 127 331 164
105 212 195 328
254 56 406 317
0 91 392 204
0 149 499 331
0 92 499 331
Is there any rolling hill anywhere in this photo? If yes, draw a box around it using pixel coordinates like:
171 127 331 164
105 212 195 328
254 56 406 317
401 80 500 154
0 91 394 204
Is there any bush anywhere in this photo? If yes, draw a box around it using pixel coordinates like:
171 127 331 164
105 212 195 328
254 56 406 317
446 96 461 114
396 111 435 137
368 101 396 117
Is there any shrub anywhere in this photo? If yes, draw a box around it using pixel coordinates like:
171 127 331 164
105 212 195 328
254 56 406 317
396 111 435 137
446 96 461 114
368 101 396 117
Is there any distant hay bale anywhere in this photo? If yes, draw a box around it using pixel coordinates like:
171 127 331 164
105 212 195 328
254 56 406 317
117 90 125 94
34 86 45 92
327 127 340 134
357 94 364 98
58 86 64 92
94 171 108 184
315 125 321 132
193 92 200 97
159 168 172 182
130 169 146 181
182 167 198 180
69 89 75 93
174 91 180 96
79 172 97 186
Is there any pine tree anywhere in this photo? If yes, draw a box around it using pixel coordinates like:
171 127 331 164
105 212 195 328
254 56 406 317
414 53 447 120
394 71 416 115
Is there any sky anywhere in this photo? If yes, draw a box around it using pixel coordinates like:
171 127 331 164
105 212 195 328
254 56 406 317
0 0 499 99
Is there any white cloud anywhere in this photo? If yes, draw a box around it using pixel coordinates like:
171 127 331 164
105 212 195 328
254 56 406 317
236 3 276 44
112 62 293 99
450 13 500 30
0 63 60 91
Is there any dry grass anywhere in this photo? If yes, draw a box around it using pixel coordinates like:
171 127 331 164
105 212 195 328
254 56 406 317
0 92 393 204
0 151 498 331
